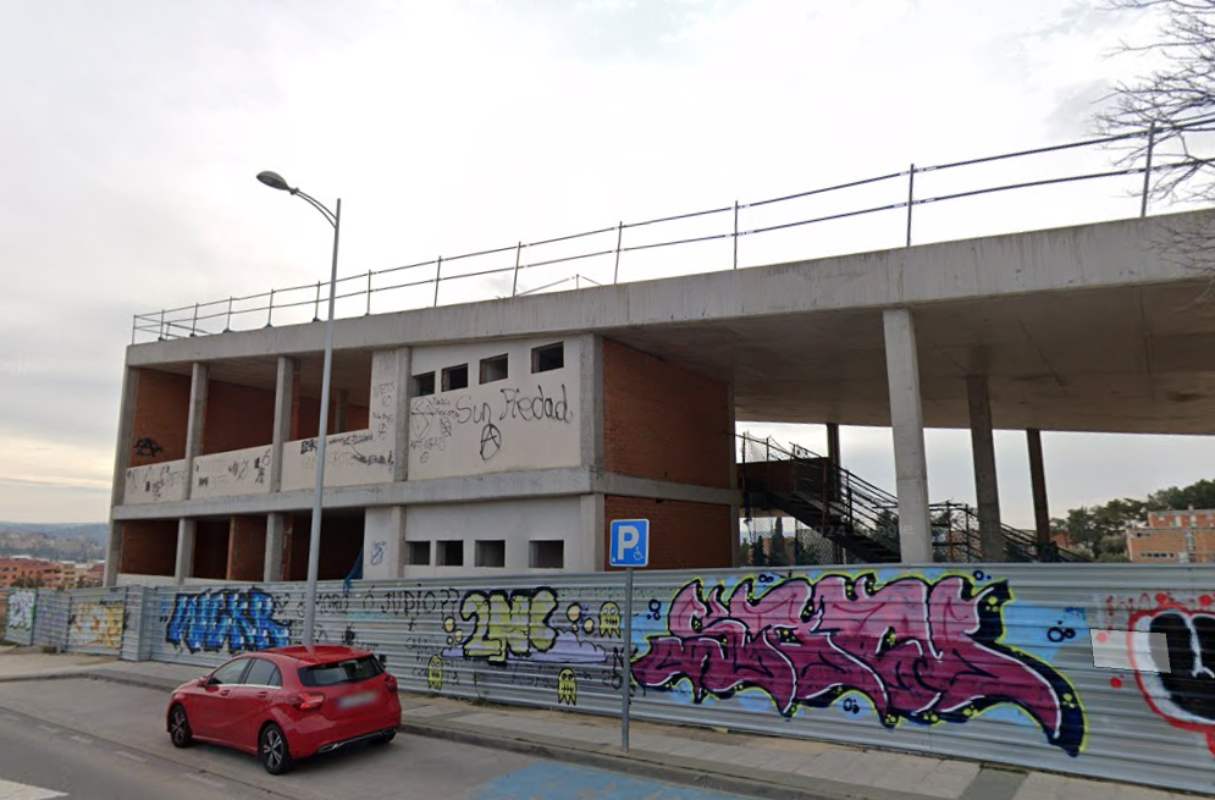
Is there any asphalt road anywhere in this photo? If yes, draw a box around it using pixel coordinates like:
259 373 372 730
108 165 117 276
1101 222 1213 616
0 678 753 800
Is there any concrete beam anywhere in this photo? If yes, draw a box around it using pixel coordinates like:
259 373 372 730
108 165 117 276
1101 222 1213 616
111 467 742 521
174 518 195 584
967 375 1005 560
1027 429 1051 548
882 308 932 563
104 365 140 587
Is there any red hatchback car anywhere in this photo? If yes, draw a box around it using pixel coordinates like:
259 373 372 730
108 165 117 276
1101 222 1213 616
166 645 401 774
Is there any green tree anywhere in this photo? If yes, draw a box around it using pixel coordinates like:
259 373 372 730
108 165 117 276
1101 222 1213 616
750 536 766 568
768 518 789 567
1148 479 1215 511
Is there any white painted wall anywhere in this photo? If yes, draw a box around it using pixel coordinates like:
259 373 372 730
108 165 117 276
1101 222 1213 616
408 336 581 480
124 460 188 504
191 445 272 500
402 496 590 578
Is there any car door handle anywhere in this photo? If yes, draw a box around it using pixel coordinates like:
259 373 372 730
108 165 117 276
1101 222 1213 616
219 689 230 696
256 691 268 699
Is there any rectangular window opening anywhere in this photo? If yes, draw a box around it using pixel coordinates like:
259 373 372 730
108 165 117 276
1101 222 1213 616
475 540 506 568
479 354 509 384
442 364 469 392
436 540 463 566
411 372 435 397
407 541 431 566
529 540 564 569
531 342 564 373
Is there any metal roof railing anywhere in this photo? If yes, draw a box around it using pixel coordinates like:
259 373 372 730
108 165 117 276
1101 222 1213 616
132 116 1215 343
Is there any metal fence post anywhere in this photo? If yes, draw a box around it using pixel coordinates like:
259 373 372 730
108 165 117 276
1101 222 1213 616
905 163 916 247
733 201 739 269
366 270 373 315
158 309 165 341
266 289 275 327
1141 122 1157 218
511 241 523 297
224 297 234 332
130 316 137 344
433 256 443 307
190 303 199 336
612 222 624 284
313 282 322 322
620 566 634 752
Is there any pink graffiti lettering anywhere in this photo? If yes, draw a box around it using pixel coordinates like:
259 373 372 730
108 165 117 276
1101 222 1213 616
631 573 1085 756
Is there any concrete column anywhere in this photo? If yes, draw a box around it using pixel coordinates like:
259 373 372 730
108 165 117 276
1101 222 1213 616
183 362 208 499
826 423 840 466
1027 429 1051 550
881 308 933 563
369 347 412 482
104 365 140 587
967 374 1005 560
579 334 604 471
174 518 196 583
334 389 349 433
582 493 606 571
269 357 295 493
363 506 405 579
727 379 740 567
264 513 285 582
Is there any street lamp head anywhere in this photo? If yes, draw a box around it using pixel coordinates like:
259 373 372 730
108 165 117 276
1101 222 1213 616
256 170 294 193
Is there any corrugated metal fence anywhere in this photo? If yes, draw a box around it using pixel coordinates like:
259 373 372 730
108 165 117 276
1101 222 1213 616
4 566 1215 793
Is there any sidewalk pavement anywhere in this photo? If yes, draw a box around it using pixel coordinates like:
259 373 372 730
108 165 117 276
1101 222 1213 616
0 653 1197 800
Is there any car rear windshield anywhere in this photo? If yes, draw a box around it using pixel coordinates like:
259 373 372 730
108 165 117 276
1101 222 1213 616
298 656 383 687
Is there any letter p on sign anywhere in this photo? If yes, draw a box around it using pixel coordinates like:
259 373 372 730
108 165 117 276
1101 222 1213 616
610 519 649 568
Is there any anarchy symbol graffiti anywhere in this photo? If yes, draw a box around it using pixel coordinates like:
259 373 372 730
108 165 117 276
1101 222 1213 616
479 422 502 461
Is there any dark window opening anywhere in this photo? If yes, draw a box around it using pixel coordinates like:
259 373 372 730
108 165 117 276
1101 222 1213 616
475 540 506 567
437 540 464 566
442 364 469 391
479 354 509 384
529 540 564 569
407 541 431 566
531 342 564 373
411 372 435 397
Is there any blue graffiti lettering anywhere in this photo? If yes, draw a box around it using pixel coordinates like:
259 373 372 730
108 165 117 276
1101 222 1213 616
166 588 290 654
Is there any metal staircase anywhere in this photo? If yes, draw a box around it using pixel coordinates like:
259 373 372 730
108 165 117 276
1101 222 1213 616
738 434 1087 564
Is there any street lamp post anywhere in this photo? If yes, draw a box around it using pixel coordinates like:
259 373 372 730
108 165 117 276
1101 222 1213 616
257 170 340 647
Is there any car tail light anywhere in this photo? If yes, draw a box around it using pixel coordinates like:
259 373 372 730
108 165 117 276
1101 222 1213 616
293 692 325 711
385 673 398 692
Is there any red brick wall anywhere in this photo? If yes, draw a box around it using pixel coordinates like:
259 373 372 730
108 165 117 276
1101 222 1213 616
192 520 229 580
119 520 177 575
130 369 191 467
603 496 732 570
227 516 266 581
202 380 276 455
602 339 732 488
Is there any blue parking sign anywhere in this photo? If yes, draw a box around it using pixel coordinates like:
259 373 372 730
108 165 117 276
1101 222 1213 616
609 519 649 567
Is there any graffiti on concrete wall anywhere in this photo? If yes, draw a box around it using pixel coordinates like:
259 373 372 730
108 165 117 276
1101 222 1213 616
124 460 188 504
192 446 272 498
165 588 291 654
7 590 34 632
410 383 573 466
69 601 124 650
631 573 1087 756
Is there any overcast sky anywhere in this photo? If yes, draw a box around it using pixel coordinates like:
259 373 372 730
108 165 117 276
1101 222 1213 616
1 1 1210 526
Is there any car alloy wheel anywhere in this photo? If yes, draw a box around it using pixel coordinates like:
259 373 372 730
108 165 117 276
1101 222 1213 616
169 706 192 748
261 724 292 775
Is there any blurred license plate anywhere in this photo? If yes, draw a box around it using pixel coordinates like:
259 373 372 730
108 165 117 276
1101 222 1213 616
338 691 376 710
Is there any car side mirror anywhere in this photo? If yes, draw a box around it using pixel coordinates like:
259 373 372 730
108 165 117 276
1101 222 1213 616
202 675 219 687
378 654 388 669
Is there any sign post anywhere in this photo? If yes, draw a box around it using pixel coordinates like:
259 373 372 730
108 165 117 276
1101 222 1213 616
609 518 649 753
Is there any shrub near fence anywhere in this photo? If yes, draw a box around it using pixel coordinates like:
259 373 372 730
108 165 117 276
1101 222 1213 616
4 566 1215 794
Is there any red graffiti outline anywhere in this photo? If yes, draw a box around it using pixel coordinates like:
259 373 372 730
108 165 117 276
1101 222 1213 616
1128 601 1215 756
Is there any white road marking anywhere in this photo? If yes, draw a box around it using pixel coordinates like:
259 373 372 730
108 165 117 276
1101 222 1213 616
0 777 67 799
185 774 225 789
115 750 146 763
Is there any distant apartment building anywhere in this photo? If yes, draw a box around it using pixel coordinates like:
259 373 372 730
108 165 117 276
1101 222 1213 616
1125 509 1215 564
0 557 104 589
